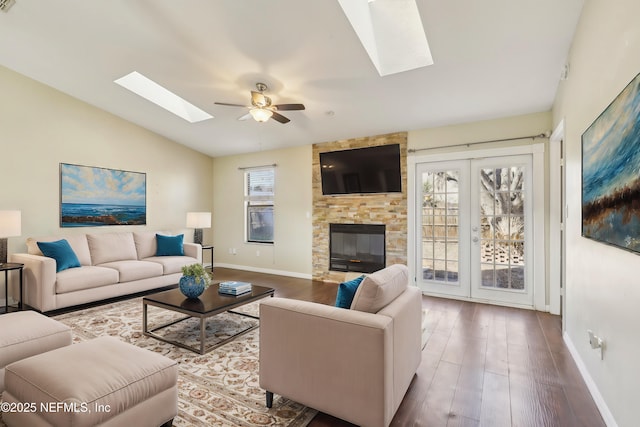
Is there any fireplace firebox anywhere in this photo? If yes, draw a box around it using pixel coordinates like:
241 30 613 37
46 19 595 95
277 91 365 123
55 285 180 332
329 223 385 273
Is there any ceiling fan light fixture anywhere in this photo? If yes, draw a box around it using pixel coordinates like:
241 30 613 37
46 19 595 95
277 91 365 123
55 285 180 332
215 82 303 124
250 108 273 122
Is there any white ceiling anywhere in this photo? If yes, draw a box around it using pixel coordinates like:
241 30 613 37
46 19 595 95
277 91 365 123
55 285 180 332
0 0 584 157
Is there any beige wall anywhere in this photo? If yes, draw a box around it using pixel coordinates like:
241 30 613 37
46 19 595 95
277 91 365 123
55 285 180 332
0 65 213 299
553 1 640 426
212 145 312 278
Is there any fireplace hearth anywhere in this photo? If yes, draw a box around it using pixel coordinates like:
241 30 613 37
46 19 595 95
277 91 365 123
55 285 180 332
329 223 385 273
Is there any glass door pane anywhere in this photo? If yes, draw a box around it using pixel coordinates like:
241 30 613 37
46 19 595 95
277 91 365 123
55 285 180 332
421 170 460 282
471 156 533 306
417 160 470 298
478 166 525 289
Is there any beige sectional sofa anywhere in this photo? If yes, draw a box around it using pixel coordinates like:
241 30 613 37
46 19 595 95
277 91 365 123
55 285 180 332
10 231 200 312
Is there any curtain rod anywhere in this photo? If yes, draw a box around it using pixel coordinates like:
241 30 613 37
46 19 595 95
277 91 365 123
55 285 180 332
237 163 277 171
407 132 549 153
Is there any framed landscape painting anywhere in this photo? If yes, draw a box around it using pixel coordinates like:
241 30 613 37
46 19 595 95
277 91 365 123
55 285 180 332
60 163 146 227
582 72 640 253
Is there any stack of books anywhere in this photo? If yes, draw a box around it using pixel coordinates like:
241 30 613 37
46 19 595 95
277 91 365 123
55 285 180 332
218 281 252 296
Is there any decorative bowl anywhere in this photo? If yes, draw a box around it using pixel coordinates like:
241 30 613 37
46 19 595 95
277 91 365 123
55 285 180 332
179 275 206 299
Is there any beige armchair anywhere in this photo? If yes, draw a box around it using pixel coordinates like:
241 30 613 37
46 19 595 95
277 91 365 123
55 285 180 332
259 264 422 427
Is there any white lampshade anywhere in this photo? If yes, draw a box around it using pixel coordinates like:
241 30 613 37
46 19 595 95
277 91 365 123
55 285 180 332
0 210 21 237
250 108 273 123
186 212 211 229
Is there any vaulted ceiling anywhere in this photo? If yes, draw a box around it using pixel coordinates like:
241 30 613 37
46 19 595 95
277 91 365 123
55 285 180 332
0 0 584 157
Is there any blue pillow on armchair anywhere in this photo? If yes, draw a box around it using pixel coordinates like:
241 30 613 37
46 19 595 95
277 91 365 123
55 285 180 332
335 275 365 309
37 239 81 273
156 234 184 256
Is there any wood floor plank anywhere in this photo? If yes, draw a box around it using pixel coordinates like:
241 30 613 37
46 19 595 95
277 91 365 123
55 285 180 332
423 330 450 359
449 364 484 422
510 372 575 427
537 312 565 350
415 360 462 427
480 372 511 427
508 342 564 388
485 331 509 377
447 415 480 427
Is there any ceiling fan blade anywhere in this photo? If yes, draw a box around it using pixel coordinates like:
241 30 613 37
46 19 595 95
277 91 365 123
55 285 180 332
215 102 249 108
271 111 291 124
238 112 252 121
274 103 305 111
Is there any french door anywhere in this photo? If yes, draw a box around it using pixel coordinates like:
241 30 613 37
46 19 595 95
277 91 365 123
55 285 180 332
416 155 534 307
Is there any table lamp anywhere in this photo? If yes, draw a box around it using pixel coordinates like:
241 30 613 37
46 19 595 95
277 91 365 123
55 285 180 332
186 212 211 245
0 210 21 266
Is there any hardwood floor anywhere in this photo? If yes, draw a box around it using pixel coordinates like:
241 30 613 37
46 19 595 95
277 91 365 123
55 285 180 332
212 268 605 427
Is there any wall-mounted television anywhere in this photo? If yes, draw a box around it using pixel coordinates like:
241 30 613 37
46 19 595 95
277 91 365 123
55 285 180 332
319 144 402 195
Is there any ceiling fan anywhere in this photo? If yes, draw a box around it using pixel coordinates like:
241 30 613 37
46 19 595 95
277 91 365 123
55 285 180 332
215 83 305 124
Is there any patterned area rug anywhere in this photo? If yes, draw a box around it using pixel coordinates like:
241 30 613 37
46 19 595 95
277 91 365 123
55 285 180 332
0 298 317 427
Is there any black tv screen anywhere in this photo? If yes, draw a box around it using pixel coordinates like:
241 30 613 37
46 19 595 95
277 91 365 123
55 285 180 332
320 144 402 195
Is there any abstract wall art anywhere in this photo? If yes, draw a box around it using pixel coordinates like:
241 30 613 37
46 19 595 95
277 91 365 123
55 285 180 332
582 72 640 253
60 163 146 227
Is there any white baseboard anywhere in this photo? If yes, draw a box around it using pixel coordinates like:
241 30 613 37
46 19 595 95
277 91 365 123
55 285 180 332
563 332 618 427
213 263 312 280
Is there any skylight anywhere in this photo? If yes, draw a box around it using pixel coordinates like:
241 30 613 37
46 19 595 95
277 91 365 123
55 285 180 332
338 0 433 76
114 71 213 123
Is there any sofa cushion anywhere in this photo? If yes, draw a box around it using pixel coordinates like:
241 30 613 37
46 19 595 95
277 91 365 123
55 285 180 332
133 231 169 260
97 260 164 283
350 264 409 313
37 239 81 272
156 234 184 256
87 232 137 265
55 266 120 294
144 256 199 275
27 235 92 266
335 275 365 309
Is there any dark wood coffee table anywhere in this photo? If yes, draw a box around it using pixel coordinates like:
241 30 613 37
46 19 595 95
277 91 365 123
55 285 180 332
142 283 274 354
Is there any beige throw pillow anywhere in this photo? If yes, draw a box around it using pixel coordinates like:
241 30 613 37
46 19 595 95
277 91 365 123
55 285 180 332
350 264 409 313
87 232 137 265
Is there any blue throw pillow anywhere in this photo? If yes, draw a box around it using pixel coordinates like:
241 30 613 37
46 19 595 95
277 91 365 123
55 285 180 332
37 239 81 273
335 275 365 309
156 234 184 256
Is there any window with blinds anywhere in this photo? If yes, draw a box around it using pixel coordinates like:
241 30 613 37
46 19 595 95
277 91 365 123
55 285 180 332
244 168 275 243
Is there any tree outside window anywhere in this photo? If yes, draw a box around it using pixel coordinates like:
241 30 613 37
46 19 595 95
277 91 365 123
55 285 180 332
245 168 274 243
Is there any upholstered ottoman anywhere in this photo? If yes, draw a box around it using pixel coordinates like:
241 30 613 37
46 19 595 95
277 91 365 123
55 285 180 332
0 310 72 393
2 336 178 427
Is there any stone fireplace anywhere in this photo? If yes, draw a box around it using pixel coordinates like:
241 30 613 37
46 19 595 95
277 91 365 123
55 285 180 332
329 223 386 273
312 132 408 282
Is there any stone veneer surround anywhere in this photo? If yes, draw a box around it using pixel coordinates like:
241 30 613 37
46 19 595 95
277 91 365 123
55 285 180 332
312 132 408 282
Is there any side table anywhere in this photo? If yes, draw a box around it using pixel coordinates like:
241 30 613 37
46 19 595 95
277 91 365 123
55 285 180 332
1 263 24 314
202 245 214 270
